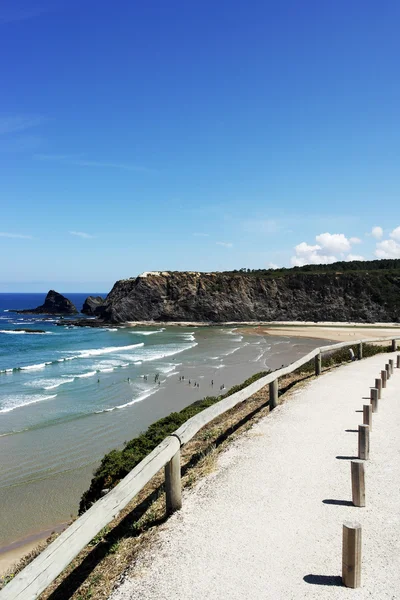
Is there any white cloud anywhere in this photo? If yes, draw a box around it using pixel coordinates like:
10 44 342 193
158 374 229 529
371 226 383 239
375 239 400 259
291 232 363 266
267 262 279 269
216 241 233 248
315 232 352 254
346 254 365 261
0 115 44 136
35 154 154 173
390 226 400 241
0 232 33 239
69 231 94 239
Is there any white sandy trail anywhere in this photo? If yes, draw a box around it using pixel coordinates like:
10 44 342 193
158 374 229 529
110 353 400 600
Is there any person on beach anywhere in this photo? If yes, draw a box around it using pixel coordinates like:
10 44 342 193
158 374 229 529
211 379 213 386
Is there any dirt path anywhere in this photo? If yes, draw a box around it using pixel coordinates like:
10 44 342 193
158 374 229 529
110 353 400 599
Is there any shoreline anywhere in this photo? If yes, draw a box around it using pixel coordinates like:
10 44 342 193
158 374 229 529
240 324 400 342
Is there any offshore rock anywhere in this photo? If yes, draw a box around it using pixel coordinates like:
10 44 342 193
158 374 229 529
13 290 78 315
82 295 105 316
94 270 400 324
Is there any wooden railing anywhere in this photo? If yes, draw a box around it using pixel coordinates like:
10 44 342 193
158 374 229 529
1 336 398 599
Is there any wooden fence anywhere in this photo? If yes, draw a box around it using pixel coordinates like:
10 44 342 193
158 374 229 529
1 336 398 599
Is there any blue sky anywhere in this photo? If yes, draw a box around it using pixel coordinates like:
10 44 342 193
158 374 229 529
1 0 400 292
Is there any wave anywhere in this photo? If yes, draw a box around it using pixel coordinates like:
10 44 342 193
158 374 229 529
0 330 53 335
132 328 165 336
118 342 197 364
25 377 74 390
0 394 57 414
75 342 144 358
95 387 159 413
74 370 97 379
21 362 50 371
104 328 118 332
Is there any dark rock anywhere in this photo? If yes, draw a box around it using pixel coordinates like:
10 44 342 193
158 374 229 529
93 270 400 324
81 295 104 316
57 318 108 328
6 328 46 333
13 290 78 315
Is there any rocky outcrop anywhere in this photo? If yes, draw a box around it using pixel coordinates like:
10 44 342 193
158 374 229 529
82 295 104 316
13 290 78 315
94 271 400 324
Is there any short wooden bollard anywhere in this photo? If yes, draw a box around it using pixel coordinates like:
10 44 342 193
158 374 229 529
357 342 363 360
363 404 372 431
358 424 369 460
342 522 362 588
389 359 394 374
385 364 391 380
375 377 382 399
381 369 387 388
397 355 400 369
351 460 365 507
315 352 321 376
269 378 279 410
392 339 397 352
165 449 182 514
370 388 378 413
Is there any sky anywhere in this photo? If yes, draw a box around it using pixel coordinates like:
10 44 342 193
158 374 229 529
1 0 400 292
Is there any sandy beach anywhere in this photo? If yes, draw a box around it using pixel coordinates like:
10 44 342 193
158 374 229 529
239 322 400 342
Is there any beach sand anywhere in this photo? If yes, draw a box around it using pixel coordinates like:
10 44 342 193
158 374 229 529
240 322 400 342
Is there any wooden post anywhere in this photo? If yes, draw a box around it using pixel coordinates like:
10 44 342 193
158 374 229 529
392 339 397 352
389 359 394 374
357 342 363 360
370 388 378 413
385 364 391 380
269 378 279 410
351 460 365 507
375 377 382 399
358 424 369 460
315 352 321 376
165 449 182 514
363 404 372 431
397 355 400 369
381 369 387 388
342 521 362 588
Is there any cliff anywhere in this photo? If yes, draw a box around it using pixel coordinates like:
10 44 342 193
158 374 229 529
94 269 400 323
82 295 105 316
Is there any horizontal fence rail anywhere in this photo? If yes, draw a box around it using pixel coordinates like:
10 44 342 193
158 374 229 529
1 335 399 599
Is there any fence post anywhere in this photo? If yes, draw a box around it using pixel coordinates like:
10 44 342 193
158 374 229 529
385 364 391 380
357 342 363 360
389 359 394 374
397 355 400 369
342 521 362 588
269 378 279 410
165 448 182 514
315 352 321 376
351 460 365 507
392 339 397 352
375 377 382 399
381 369 387 388
363 404 372 431
358 424 369 460
370 388 378 413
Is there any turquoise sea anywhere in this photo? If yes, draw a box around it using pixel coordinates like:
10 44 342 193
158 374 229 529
0 293 322 551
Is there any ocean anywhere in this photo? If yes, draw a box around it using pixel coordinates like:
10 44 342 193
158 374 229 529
0 293 323 553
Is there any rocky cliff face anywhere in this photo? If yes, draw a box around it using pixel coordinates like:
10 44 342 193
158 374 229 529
82 295 104 316
94 271 400 323
14 290 78 315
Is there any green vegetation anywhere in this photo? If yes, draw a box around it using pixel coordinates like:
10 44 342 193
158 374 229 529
79 371 269 513
295 342 391 374
227 258 400 278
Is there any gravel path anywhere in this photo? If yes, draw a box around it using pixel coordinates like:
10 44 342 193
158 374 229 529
110 353 400 600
